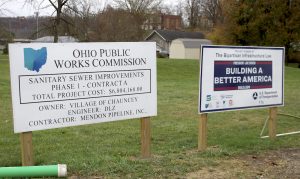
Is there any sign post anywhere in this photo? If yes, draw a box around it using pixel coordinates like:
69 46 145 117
20 132 34 166
198 114 207 151
141 117 151 158
268 107 277 139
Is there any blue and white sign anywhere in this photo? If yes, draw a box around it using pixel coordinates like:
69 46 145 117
199 45 284 113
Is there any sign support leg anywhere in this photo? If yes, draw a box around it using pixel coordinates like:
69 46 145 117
141 117 151 158
20 132 34 166
198 114 208 151
269 107 277 139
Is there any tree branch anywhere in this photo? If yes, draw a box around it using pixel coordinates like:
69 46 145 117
48 0 58 11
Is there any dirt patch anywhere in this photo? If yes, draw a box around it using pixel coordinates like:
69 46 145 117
187 148 300 179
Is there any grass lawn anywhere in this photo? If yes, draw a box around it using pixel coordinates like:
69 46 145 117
0 55 299 178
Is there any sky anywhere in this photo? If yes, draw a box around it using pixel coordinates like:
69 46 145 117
0 0 178 17
0 0 105 17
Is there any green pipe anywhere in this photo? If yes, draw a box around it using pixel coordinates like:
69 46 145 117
0 164 67 178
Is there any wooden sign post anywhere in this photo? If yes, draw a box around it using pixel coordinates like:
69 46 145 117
141 117 151 158
20 132 34 166
198 114 208 151
268 107 278 139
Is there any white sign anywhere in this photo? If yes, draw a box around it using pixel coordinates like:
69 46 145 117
9 42 157 133
199 45 284 113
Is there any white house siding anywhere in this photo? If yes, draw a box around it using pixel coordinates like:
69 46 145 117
169 41 185 59
169 38 212 60
147 33 169 53
185 48 200 60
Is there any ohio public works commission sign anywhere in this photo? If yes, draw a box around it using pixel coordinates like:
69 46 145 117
9 42 157 133
199 45 284 113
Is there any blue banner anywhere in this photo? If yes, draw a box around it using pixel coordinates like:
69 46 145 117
214 61 272 91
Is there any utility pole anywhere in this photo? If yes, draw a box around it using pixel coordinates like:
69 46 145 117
35 11 39 39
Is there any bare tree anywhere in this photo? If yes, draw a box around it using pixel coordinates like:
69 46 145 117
184 0 202 29
113 0 163 14
26 0 71 42
175 1 184 16
113 0 164 38
48 0 69 42
0 0 12 16
201 0 223 27
63 0 91 41
90 6 144 42
28 0 98 42
158 1 183 16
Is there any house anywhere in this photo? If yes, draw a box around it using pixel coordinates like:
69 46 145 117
145 29 205 54
142 13 182 31
169 38 212 60
32 36 79 43
13 39 32 43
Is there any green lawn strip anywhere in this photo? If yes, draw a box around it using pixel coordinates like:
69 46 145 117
0 56 299 177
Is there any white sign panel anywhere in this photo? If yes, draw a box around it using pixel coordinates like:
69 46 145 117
199 45 284 113
9 42 157 133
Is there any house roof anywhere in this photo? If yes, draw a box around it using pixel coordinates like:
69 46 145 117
173 38 212 48
146 29 205 42
32 36 79 43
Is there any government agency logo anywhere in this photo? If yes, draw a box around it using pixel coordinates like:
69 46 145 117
205 103 209 108
206 95 212 101
222 100 226 107
24 47 47 72
205 103 212 109
253 92 258 100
